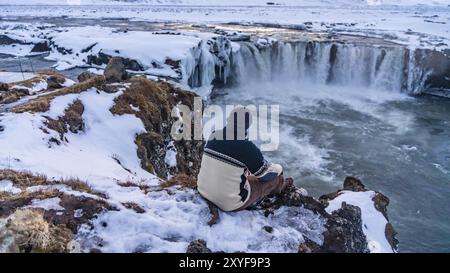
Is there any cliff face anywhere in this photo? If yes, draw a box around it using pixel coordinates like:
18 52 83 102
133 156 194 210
0 63 397 253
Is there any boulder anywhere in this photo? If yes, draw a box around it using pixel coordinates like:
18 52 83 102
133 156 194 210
0 82 8 92
186 239 212 253
77 71 96 83
343 176 366 192
87 52 143 71
11 87 30 96
104 57 129 83
31 42 50 53
46 75 65 89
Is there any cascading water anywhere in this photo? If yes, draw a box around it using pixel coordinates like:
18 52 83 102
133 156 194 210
227 40 432 93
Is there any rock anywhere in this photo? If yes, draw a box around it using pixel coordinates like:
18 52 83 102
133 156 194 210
298 238 321 253
259 175 396 253
11 87 30 96
0 82 8 92
135 132 166 177
100 83 126 94
186 239 212 253
385 223 399 250
31 42 50 53
87 52 110 66
104 57 129 83
372 192 390 220
46 75 64 89
321 202 369 253
0 35 23 45
77 71 96 83
259 184 327 216
87 52 143 71
121 202 145 214
263 226 273 233
343 176 366 192
164 58 181 69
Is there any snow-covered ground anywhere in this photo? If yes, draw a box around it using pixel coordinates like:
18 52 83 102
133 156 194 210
3 0 450 6
0 85 328 252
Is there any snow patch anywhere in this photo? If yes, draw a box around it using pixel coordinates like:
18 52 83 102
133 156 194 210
0 180 22 194
0 72 37 83
77 188 326 253
26 197 65 211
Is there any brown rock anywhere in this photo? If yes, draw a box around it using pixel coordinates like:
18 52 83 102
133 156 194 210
343 176 366 192
186 239 212 253
385 223 398 251
298 238 321 253
77 71 96 83
122 202 145 214
372 192 390 220
104 57 128 83
46 75 66 90
0 82 8 92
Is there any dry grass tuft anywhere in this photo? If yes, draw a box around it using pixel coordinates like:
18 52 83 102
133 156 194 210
0 169 94 194
161 173 198 190
44 99 85 140
117 180 152 194
0 208 74 253
12 75 104 113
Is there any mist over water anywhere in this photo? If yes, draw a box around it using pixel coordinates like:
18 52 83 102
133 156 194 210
210 78 450 252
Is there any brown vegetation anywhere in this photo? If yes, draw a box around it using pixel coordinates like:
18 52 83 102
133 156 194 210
110 77 204 179
44 99 85 140
0 169 113 253
160 173 198 189
0 169 94 195
12 75 104 113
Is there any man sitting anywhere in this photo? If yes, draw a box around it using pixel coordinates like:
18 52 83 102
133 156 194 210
197 107 293 224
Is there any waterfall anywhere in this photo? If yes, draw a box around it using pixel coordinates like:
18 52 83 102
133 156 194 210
183 35 448 95
227 40 448 94
181 36 233 97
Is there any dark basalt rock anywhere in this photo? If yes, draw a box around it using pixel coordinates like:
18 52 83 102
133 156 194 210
320 202 369 253
0 82 8 92
186 239 212 253
259 185 327 217
260 176 397 253
343 176 366 192
31 42 50 53
0 35 24 45
87 52 144 71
